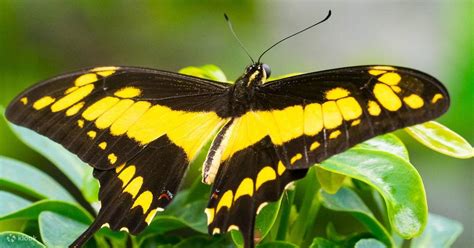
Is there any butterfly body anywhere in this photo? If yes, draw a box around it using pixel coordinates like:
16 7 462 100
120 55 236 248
6 63 449 248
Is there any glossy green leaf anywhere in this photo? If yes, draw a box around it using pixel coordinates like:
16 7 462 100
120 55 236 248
410 213 463 248
356 134 409 161
316 167 346 194
405 121 473 159
0 156 74 202
319 187 394 247
289 168 321 246
179 64 228 82
354 238 386 248
39 211 89 248
0 200 92 224
309 238 340 248
8 124 94 195
320 148 427 238
164 199 208 233
0 232 44 247
232 198 282 247
0 191 31 216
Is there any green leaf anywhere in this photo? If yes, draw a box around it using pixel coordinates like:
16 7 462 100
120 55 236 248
179 64 228 82
232 198 283 247
356 134 409 161
0 200 92 224
354 238 386 248
8 124 93 194
319 187 394 247
319 148 427 238
0 191 31 216
316 167 346 194
410 213 463 248
309 238 340 248
0 232 45 247
405 121 473 159
39 211 89 248
0 156 75 202
258 241 299 248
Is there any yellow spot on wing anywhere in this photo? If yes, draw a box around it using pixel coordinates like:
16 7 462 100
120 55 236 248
403 94 424 109
391 86 401 93
108 153 117 164
114 87 142 98
322 101 343 129
326 87 350 100
91 66 119 72
431 94 443 103
277 161 286 175
33 96 55 110
304 103 323 136
20 97 28 105
216 190 233 213
110 101 151 136
337 97 362 121
368 100 381 116
90 67 119 77
351 119 361 126
65 86 78 94
118 165 135 186
234 178 254 202
51 84 94 112
132 190 153 213
82 97 120 121
373 83 402 111
227 225 239 231
205 208 215 224
212 228 221 234
310 141 320 151
369 70 386 76
373 66 396 70
378 72 401 85
66 102 85 116
77 119 84 128
291 153 302 164
75 73 98 86
87 131 96 139
115 163 126 173
95 99 134 129
145 208 158 224
329 130 342 139
123 176 143 198
256 166 276 190
98 142 107 150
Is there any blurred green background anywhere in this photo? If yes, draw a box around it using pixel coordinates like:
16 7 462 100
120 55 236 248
0 1 472 246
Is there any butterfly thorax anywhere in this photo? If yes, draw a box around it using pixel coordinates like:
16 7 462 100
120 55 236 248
230 63 270 115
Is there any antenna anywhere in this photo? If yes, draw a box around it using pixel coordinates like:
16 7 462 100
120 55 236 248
224 13 255 64
257 10 332 62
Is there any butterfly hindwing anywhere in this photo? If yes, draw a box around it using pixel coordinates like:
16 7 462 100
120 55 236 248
218 66 449 169
71 135 189 246
6 66 229 170
206 135 307 248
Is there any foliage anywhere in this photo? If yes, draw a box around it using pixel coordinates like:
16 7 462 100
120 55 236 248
0 65 472 247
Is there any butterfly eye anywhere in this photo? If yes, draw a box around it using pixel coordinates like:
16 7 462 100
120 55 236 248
262 64 271 78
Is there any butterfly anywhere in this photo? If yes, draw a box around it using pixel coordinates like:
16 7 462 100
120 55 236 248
5 11 449 248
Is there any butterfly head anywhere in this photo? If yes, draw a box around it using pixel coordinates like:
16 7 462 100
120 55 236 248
243 63 271 86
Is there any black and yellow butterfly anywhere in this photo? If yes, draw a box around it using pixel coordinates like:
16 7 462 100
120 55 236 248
5 11 450 248
6 63 449 247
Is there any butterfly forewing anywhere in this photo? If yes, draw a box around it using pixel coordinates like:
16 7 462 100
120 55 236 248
217 66 449 170
6 66 230 170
